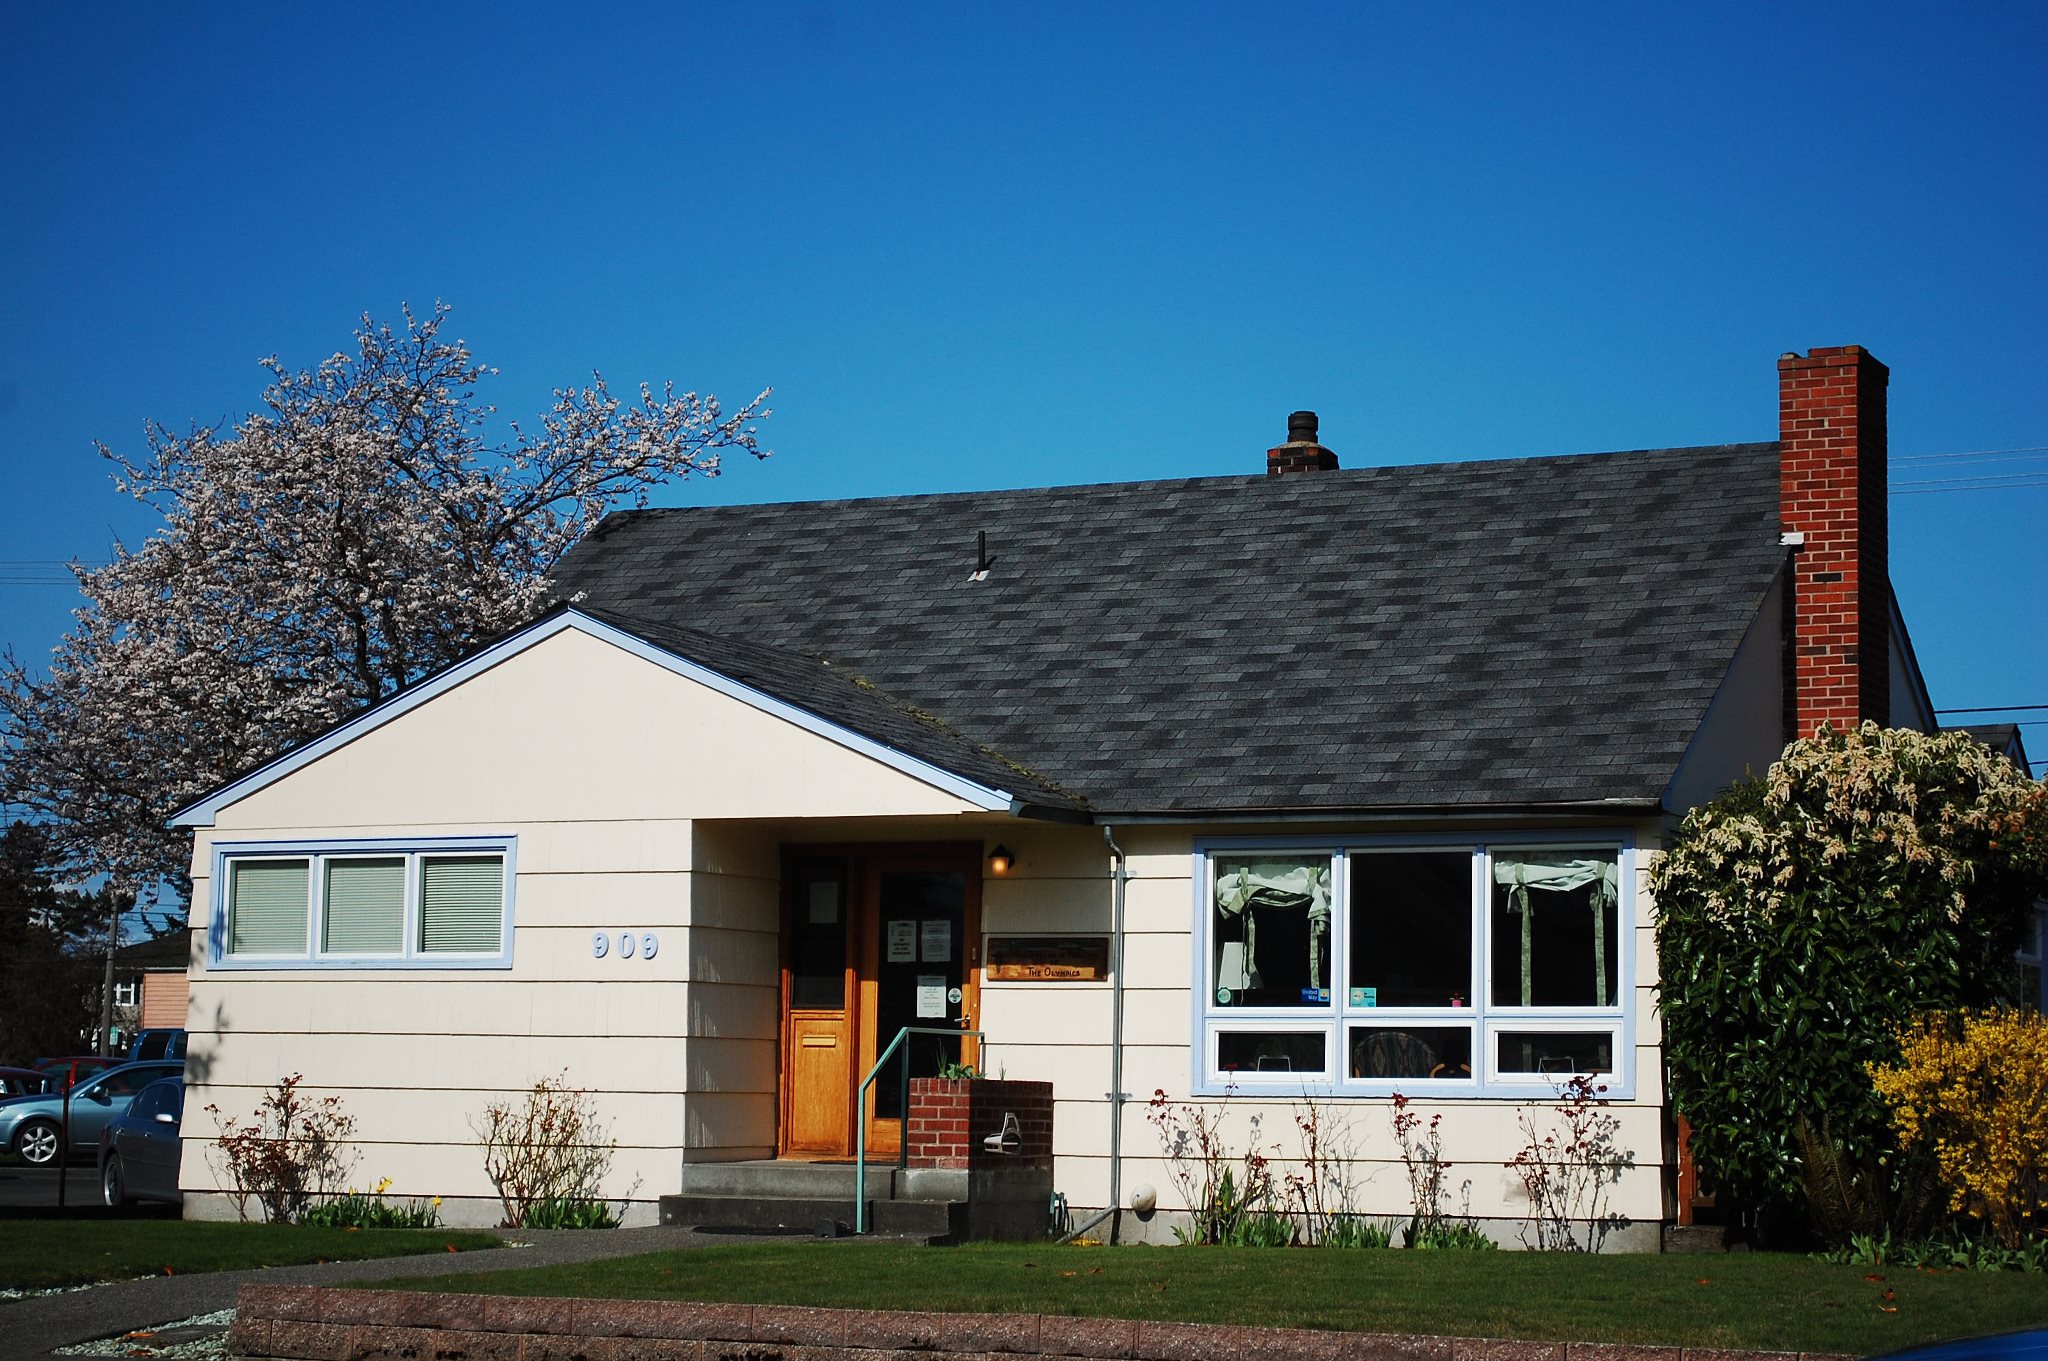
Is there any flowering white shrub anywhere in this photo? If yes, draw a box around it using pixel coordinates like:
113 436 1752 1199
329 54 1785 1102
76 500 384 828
1651 722 2047 1244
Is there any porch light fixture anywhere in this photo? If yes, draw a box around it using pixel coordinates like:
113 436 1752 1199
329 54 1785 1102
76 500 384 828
988 845 1014 876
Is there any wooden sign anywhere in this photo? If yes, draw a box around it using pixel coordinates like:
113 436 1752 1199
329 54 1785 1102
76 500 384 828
986 936 1110 981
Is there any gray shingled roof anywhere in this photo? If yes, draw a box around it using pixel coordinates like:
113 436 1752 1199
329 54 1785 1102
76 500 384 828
552 443 1788 816
114 933 189 970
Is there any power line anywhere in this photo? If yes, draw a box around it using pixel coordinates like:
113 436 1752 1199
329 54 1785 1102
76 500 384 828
1935 704 2048 715
1892 475 2048 495
1886 443 2048 496
1892 448 2048 470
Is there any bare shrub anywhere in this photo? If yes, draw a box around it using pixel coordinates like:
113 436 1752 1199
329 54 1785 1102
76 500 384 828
471 1073 619 1228
205 1073 358 1224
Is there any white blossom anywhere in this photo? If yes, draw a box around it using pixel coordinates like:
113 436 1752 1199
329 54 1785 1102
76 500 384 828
1 304 770 888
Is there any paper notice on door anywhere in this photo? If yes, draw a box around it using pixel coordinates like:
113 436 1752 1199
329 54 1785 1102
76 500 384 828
921 919 951 962
808 882 839 924
886 920 917 962
916 975 947 1018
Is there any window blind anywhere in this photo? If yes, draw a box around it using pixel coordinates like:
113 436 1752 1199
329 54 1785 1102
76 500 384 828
229 859 309 955
322 857 405 954
419 855 504 953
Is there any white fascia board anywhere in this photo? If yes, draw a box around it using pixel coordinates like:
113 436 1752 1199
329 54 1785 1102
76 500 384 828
170 609 1014 828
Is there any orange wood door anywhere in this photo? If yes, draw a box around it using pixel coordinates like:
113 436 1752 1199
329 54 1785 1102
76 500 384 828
780 857 855 1156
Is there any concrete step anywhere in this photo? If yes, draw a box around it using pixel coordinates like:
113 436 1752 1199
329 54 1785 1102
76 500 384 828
1661 1223 1751 1253
676 1159 968 1203
658 1193 964 1241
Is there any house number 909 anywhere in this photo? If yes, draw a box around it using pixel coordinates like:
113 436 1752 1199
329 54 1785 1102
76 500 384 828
592 932 659 961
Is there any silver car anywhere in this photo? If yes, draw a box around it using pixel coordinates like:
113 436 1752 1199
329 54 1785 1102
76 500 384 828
98 1075 185 1205
0 1061 183 1166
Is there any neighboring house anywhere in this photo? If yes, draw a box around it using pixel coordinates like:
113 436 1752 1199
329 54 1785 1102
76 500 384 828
111 934 192 1036
1946 725 2048 1010
169 345 1934 1241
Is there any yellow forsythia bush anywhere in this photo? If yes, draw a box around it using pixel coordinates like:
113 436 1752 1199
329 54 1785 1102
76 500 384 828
1869 1010 2048 1247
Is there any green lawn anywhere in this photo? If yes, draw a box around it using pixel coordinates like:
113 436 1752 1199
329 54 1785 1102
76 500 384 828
379 1241 2048 1356
0 1220 501 1289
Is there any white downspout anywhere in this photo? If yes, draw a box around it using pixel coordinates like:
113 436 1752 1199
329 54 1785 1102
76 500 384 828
1104 824 1129 1243
1058 823 1130 1245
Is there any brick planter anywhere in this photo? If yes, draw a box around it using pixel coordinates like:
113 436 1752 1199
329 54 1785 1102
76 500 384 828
226 1285 1854 1361
906 1076 1053 1170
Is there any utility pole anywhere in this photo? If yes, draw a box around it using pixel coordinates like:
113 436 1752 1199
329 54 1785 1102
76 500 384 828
97 880 127 1056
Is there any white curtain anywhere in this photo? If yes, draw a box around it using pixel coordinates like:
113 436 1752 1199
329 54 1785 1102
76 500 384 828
1215 861 1331 994
1494 858 1618 1006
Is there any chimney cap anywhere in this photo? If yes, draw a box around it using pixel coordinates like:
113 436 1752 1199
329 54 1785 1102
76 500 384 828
1287 410 1319 444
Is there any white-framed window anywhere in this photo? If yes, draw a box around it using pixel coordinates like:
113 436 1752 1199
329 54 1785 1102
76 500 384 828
112 979 140 1008
2019 905 2046 1013
1196 837 1633 1098
209 837 515 970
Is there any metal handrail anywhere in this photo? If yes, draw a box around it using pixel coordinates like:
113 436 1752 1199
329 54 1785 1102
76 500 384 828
853 1024 985 1234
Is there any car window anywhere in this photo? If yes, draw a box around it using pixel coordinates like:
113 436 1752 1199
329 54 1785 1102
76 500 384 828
145 1079 183 1119
93 1066 171 1099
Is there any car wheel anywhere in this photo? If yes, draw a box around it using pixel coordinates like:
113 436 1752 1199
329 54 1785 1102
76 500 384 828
102 1153 128 1206
15 1118 62 1168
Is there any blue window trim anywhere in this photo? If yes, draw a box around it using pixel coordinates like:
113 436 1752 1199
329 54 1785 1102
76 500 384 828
1189 831 1637 1100
207 835 517 971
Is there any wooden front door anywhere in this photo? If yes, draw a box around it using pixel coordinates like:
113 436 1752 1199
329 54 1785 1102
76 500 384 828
779 845 981 1159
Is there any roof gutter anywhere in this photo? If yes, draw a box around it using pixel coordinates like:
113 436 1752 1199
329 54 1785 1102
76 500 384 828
1041 799 1662 827
1006 800 1095 825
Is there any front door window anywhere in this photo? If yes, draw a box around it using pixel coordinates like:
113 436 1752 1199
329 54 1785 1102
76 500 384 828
870 869 969 1124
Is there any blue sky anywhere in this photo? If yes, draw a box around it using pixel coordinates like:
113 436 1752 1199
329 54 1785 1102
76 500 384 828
2 4 2043 769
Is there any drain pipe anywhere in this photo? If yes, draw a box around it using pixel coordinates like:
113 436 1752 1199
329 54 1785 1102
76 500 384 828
1059 824 1129 1244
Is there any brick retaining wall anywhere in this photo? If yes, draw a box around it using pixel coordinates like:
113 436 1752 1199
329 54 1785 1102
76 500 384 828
906 1077 1054 1170
226 1285 1855 1361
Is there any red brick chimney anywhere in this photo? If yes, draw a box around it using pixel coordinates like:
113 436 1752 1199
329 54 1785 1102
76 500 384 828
1778 345 1890 740
1268 410 1338 475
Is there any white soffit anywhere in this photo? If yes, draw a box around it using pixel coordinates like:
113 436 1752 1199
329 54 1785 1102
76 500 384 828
169 610 1016 827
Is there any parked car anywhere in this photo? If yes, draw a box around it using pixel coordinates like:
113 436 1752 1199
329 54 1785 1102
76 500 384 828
0 1061 184 1167
97 1075 184 1206
1875 1328 2048 1359
32 1055 123 1092
0 1066 53 1097
126 1030 187 1062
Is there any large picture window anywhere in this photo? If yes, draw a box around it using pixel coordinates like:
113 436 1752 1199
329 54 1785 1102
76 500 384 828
212 839 514 969
1199 840 1630 1096
1211 856 1332 1009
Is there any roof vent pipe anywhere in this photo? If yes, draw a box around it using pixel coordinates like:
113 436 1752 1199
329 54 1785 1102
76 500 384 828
1267 411 1339 476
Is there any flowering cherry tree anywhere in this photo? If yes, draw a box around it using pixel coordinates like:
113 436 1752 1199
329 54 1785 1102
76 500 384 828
0 305 769 891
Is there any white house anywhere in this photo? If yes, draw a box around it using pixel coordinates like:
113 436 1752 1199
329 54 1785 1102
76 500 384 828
168 345 1931 1244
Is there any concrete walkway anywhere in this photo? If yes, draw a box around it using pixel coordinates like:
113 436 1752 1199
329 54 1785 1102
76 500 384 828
0 1224 795 1359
